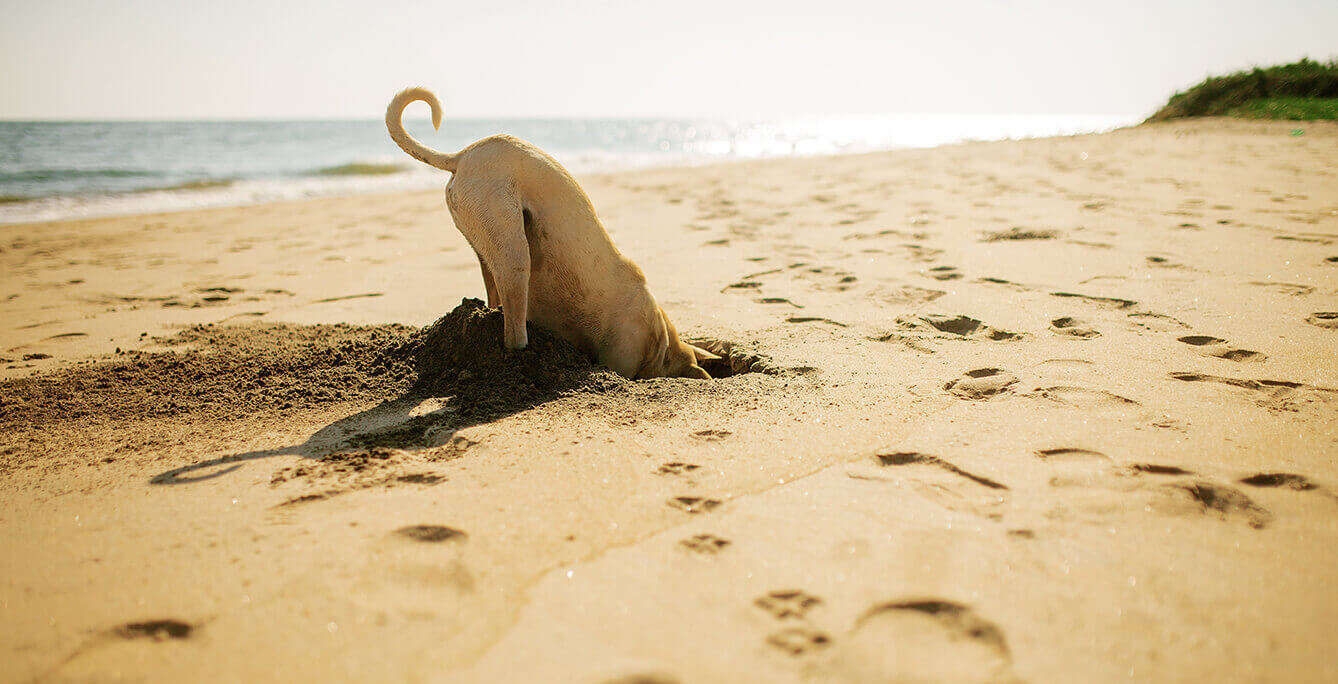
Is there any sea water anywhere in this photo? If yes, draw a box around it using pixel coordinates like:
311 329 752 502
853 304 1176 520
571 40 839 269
0 114 1133 224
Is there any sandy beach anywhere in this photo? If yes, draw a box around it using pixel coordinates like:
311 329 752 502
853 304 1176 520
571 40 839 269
2 117 1337 683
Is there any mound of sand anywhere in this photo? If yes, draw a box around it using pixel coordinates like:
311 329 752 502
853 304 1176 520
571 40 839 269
0 322 417 428
410 298 625 420
0 300 631 468
0 299 627 435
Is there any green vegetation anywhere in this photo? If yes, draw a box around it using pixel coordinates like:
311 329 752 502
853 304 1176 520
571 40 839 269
1148 58 1338 121
1226 97 1338 120
315 162 405 176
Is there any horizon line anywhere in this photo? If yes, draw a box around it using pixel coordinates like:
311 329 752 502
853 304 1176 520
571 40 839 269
0 111 1146 124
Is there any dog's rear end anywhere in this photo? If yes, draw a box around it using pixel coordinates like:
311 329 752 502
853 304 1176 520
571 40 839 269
386 87 716 379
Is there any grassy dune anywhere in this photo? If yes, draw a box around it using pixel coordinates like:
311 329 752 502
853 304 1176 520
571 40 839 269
1149 58 1338 121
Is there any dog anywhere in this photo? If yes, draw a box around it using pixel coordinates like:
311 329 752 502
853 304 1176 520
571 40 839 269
386 87 718 379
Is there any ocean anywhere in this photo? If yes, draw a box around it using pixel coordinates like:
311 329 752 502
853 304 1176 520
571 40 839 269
0 114 1134 224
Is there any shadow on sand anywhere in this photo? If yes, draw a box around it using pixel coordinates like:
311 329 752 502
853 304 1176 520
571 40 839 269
144 300 776 486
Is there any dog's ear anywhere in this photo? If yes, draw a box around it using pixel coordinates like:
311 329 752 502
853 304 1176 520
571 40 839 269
686 343 721 363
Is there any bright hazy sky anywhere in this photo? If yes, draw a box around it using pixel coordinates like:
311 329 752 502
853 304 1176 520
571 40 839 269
2 0 1335 120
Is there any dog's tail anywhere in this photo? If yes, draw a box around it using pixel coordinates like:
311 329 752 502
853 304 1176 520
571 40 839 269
385 87 458 173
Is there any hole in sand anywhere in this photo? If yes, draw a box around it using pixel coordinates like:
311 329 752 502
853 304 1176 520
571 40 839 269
687 338 791 378
419 300 781 385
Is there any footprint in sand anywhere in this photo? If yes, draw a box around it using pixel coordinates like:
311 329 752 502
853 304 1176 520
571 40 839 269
924 265 962 281
1068 239 1113 249
1050 316 1100 339
787 263 860 292
115 619 195 641
1035 455 1273 529
395 473 444 485
269 448 441 503
1236 471 1332 503
872 452 1009 491
679 534 731 554
722 280 763 292
1250 281 1315 297
787 316 848 327
766 627 833 656
1034 358 1095 370
1145 255 1184 268
1172 481 1273 529
1167 371 1335 411
945 368 1019 400
904 314 1021 341
1274 235 1331 245
275 492 337 508
755 297 803 308
852 452 1008 519
667 497 721 514
1049 291 1137 309
981 226 1059 242
1036 448 1122 489
817 600 1017 684
1036 447 1107 461
1177 335 1266 362
900 244 945 262
1039 386 1140 410
42 332 88 341
1306 312 1338 329
656 462 701 475
599 673 683 684
756 590 823 620
842 228 903 241
1130 463 1196 476
690 429 732 442
1239 472 1328 495
395 525 467 543
197 286 242 295
1167 372 1298 392
870 284 947 306
1127 311 1191 332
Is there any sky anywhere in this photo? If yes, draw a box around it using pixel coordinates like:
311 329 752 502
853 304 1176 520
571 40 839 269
1 0 1335 120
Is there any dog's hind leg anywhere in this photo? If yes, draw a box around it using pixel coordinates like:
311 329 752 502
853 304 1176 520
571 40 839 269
476 253 499 308
493 243 530 349
448 183 531 349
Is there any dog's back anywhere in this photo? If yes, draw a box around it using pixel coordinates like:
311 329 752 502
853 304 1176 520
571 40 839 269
448 135 648 360
387 88 715 379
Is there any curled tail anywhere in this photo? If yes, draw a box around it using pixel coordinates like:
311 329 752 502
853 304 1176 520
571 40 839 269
385 87 459 173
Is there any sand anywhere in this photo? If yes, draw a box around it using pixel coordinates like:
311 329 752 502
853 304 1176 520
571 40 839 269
2 117 1336 683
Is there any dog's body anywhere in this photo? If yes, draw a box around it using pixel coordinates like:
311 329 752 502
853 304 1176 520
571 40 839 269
386 87 715 379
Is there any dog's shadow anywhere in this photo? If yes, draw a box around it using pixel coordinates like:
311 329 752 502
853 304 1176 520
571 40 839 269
148 386 555 486
147 333 766 486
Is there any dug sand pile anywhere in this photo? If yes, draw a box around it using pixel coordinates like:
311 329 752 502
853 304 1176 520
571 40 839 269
410 298 625 420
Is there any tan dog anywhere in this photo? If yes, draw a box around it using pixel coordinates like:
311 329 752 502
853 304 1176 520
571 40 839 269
386 87 717 379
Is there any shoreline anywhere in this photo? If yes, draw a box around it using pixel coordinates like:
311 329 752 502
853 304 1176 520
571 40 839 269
2 117 1336 683
0 114 1136 226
